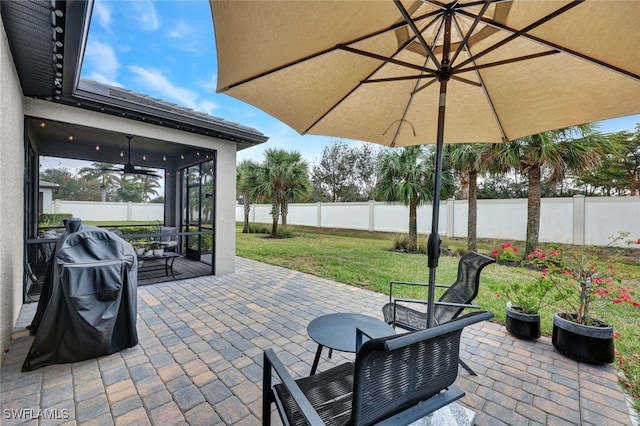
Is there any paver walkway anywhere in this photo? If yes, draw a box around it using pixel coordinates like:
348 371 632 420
1 257 635 425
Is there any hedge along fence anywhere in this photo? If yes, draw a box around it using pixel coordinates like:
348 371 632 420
39 213 74 229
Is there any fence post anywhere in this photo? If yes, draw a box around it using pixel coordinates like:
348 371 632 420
127 202 133 221
572 195 585 245
54 199 61 213
317 202 322 228
369 201 375 232
446 198 455 237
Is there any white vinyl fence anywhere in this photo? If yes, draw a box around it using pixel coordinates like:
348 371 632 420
51 200 164 222
236 196 640 247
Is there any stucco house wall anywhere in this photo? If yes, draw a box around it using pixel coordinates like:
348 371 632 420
0 16 26 359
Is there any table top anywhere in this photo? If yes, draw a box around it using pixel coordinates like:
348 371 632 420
137 252 179 260
307 313 395 353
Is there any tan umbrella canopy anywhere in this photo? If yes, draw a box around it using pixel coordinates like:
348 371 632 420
210 0 640 327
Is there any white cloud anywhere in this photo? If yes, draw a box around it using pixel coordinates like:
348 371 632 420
198 100 219 115
93 1 112 31
168 20 190 39
129 66 198 107
200 74 218 93
166 19 209 54
131 0 160 31
127 67 222 116
83 40 120 84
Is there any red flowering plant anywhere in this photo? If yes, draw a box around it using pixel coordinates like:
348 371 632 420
492 242 559 314
490 242 557 314
537 232 640 327
491 241 521 265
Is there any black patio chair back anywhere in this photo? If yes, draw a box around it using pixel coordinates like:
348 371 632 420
381 252 495 376
434 252 495 324
263 311 494 426
382 252 495 330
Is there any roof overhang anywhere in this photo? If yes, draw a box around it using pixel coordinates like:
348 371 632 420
1 0 268 150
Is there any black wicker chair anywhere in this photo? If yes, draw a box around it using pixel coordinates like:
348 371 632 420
263 311 493 426
382 252 495 375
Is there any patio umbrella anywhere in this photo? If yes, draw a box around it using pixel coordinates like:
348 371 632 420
210 0 640 327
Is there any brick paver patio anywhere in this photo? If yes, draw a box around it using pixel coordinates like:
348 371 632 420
1 257 635 425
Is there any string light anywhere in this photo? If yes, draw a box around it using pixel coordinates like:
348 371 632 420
180 154 184 160
162 155 167 161
142 154 147 161
120 151 124 157
68 135 74 141
95 145 100 151
39 121 46 128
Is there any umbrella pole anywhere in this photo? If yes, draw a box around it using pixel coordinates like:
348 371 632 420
426 78 447 329
426 12 452 329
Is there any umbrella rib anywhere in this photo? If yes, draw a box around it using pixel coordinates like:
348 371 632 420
450 0 493 65
411 78 438 95
305 33 435 137
451 14 509 143
306 6 448 138
450 75 482 87
338 46 437 74
394 0 441 68
364 74 437 84
454 0 511 7
389 52 437 147
456 50 560 74
453 1 583 71
220 11 440 91
410 16 448 95
455 8 640 81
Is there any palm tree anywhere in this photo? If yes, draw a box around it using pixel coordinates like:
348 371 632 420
112 174 144 202
482 124 617 256
200 161 215 223
447 143 487 252
137 174 161 202
254 149 311 237
577 128 640 196
237 160 259 233
376 145 454 252
280 152 312 226
78 162 118 202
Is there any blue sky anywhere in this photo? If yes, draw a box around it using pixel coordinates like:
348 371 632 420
80 0 342 166
70 0 639 169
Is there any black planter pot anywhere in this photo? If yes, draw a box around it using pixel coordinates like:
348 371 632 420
506 307 541 340
552 313 614 364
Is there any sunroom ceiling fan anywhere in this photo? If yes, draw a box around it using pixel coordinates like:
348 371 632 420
102 135 159 176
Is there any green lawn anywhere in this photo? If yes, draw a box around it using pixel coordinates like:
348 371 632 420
236 224 640 410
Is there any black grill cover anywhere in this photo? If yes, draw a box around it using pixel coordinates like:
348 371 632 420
23 220 138 371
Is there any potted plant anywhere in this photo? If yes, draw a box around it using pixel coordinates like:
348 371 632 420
492 244 555 340
149 241 164 256
544 233 640 364
141 241 155 257
131 241 146 256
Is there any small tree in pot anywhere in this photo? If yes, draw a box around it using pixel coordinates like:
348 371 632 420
544 233 640 364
